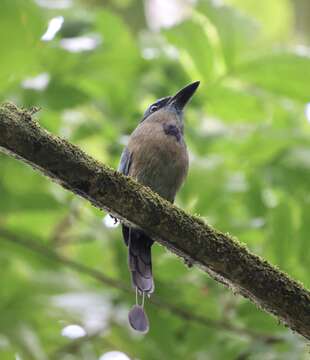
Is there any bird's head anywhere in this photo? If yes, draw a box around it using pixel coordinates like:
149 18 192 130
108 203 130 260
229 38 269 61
142 81 200 123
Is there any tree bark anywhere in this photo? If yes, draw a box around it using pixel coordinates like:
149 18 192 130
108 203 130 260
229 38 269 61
0 102 310 340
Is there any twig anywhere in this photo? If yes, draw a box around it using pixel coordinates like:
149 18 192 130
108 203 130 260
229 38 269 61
50 201 81 246
0 228 283 344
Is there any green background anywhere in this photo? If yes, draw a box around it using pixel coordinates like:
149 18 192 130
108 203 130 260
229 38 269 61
0 0 309 359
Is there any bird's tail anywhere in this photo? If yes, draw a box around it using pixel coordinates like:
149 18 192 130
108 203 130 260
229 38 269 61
122 225 154 294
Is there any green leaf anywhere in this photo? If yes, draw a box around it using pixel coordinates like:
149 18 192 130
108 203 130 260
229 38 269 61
163 20 214 81
266 200 296 270
206 84 266 122
236 53 310 101
76 10 142 117
197 0 259 69
0 0 45 94
224 0 293 41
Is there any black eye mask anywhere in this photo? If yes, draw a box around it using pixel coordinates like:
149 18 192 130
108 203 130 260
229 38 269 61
141 96 171 122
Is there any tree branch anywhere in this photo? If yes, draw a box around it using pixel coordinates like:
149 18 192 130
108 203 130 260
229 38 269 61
0 102 309 340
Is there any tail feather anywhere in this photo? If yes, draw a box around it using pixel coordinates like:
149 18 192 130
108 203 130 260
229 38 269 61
122 225 154 294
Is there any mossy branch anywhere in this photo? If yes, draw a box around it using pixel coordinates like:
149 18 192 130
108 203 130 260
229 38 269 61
0 102 310 340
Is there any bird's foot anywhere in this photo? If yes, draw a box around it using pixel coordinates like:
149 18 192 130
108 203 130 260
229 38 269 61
109 215 119 224
184 257 193 268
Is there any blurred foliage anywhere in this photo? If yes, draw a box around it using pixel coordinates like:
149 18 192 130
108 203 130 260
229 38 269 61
0 0 310 359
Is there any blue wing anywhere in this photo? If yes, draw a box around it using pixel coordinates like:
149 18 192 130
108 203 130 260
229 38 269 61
118 147 132 176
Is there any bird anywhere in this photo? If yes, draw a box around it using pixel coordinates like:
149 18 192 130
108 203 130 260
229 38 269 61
118 81 200 332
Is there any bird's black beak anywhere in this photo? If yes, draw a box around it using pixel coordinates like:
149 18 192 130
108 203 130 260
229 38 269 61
169 81 200 111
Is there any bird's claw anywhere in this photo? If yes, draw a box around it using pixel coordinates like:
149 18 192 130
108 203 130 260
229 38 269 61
109 215 119 224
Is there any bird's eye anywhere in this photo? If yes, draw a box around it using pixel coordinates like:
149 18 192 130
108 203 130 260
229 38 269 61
150 104 158 113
